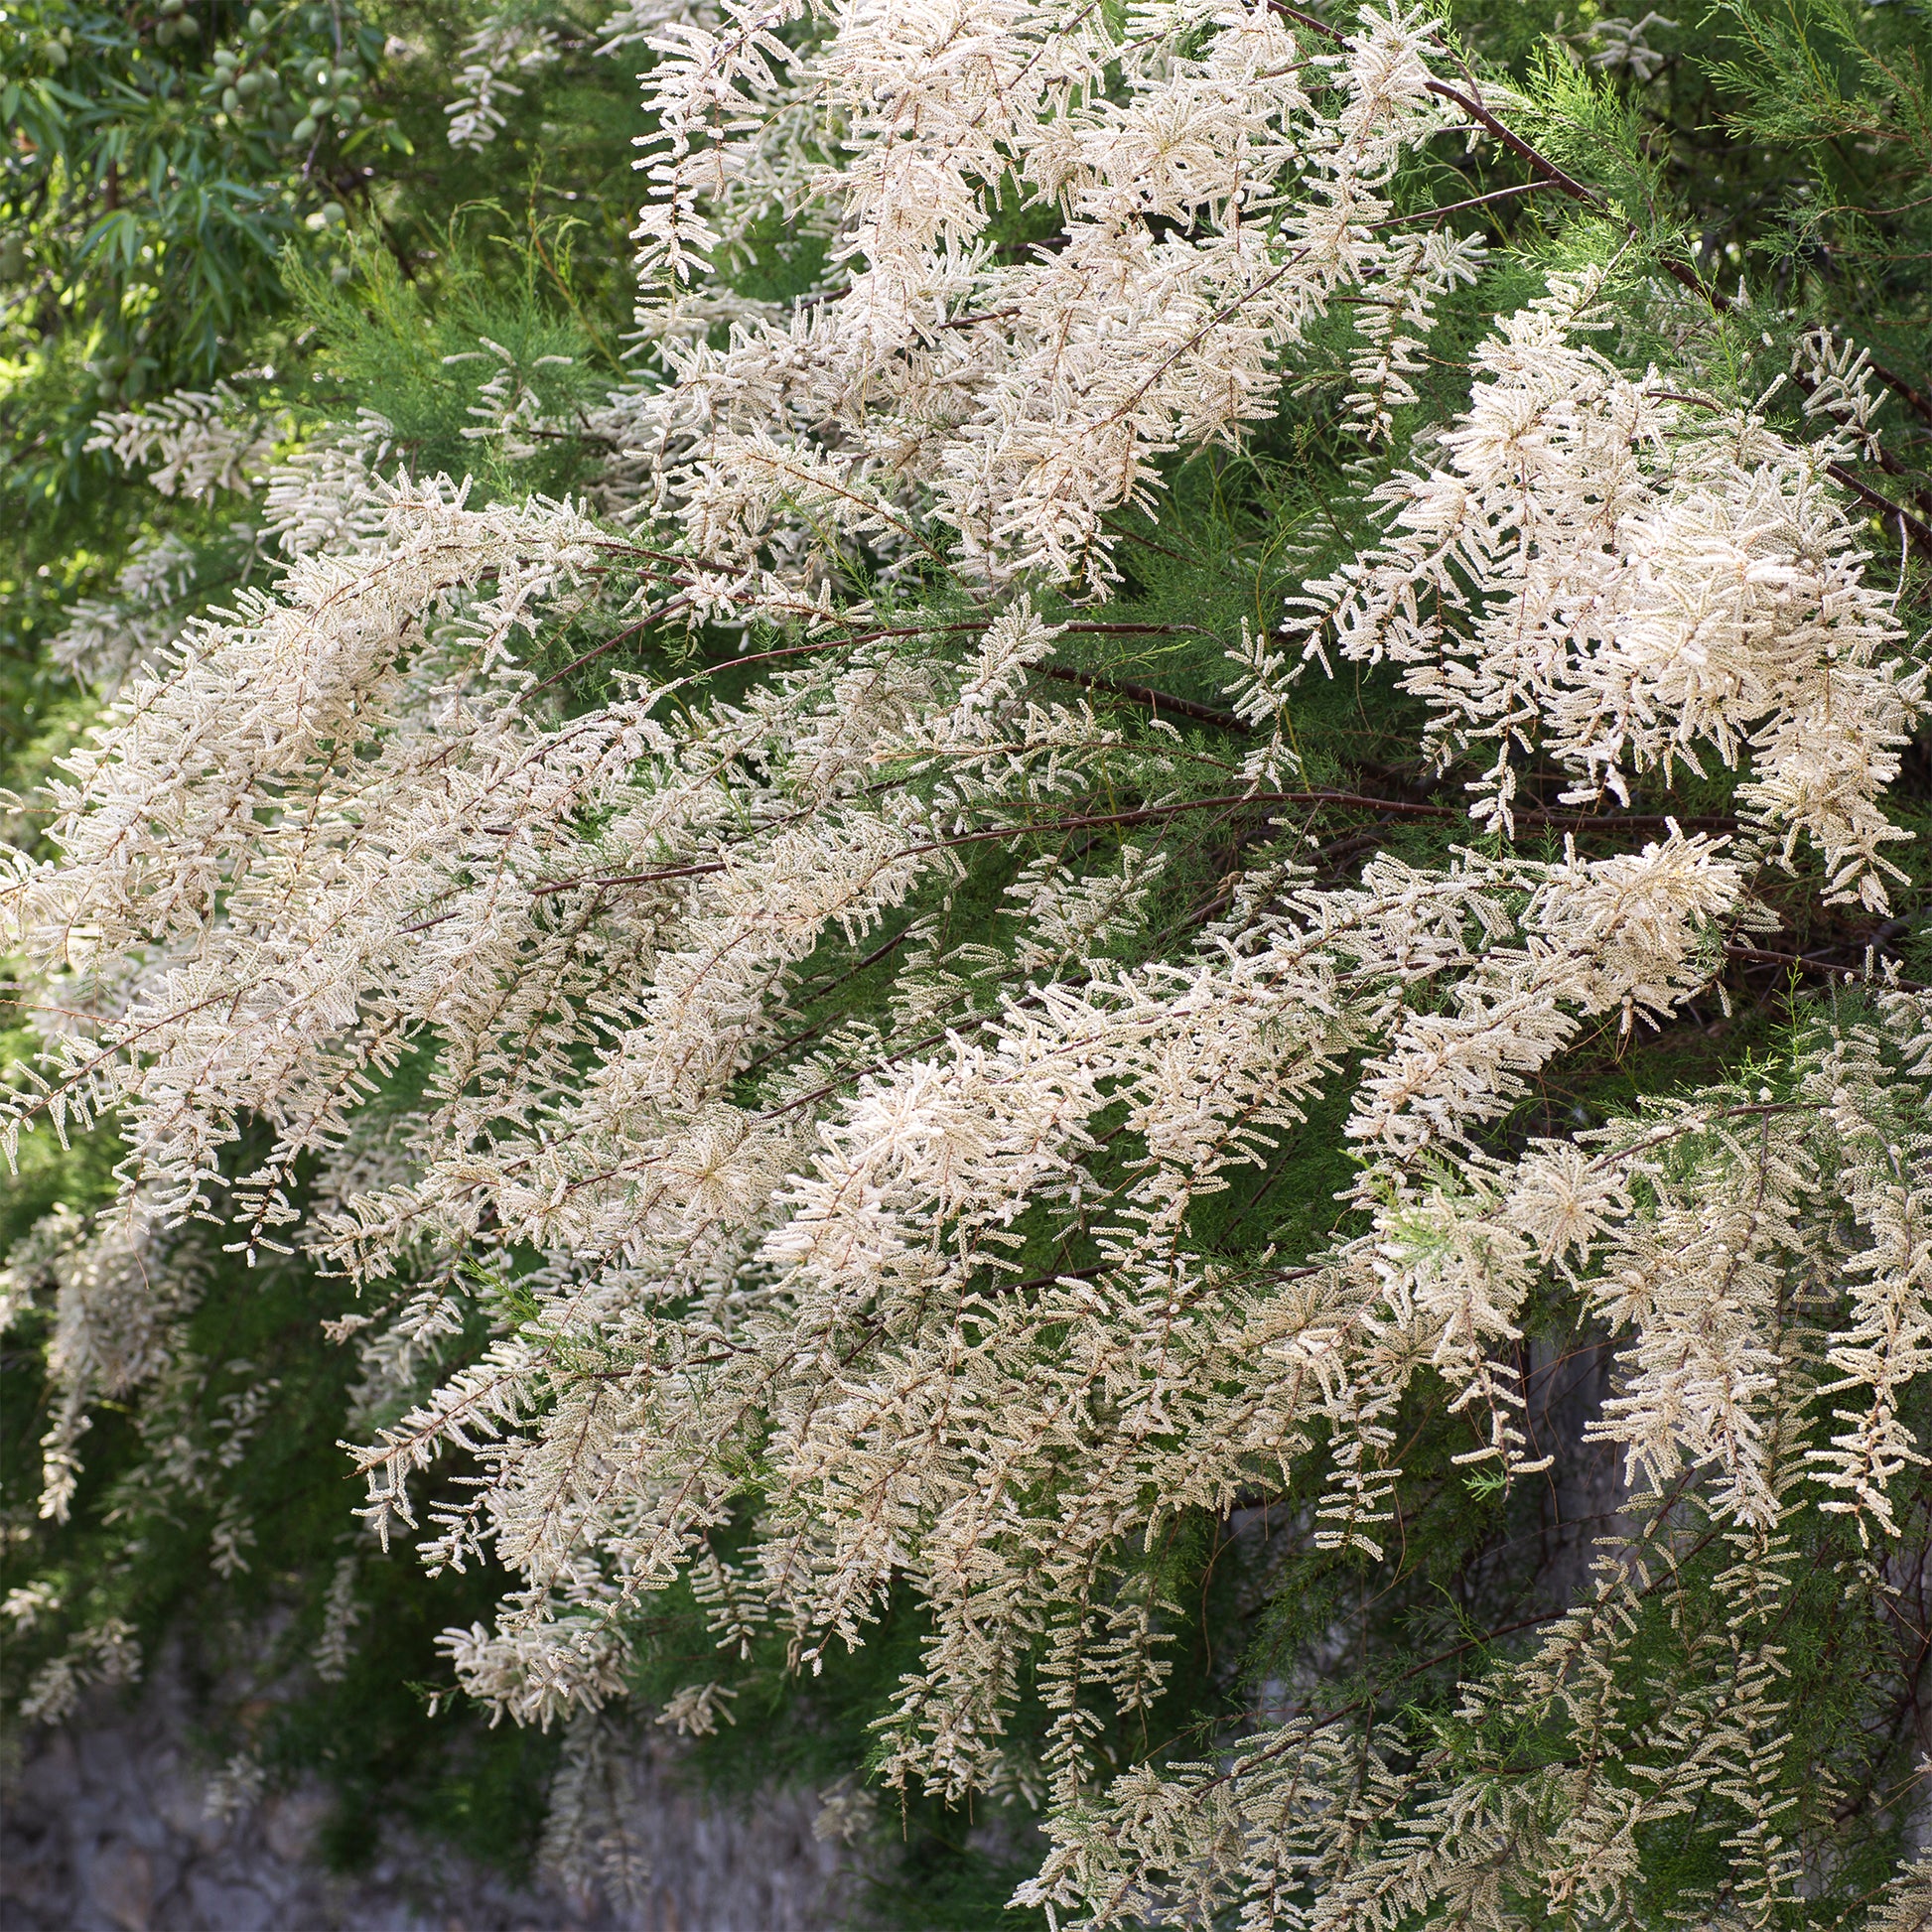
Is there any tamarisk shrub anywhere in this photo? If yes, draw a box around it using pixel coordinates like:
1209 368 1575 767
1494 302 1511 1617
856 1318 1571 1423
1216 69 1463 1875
7 0 1932 1922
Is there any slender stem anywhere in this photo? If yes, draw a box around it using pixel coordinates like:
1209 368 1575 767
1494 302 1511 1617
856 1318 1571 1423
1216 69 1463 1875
1036 664 1252 733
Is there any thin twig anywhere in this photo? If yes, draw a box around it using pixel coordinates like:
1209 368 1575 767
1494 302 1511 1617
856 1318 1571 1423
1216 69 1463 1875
1725 942 1927 994
1036 665 1252 733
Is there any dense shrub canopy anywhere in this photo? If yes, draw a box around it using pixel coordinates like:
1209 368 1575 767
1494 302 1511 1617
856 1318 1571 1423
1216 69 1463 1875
5 0 1932 1923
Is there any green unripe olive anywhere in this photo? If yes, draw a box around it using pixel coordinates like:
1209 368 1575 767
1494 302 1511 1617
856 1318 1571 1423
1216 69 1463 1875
44 37 67 64
330 262 352 285
247 6 267 29
160 0 185 15
309 93 328 115
291 114 318 141
176 14 199 35
235 69 263 95
213 47 236 69
321 200 345 225
155 17 176 42
222 85 240 111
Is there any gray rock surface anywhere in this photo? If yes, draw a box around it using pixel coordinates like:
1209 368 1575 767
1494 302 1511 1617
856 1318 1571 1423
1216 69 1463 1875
1 1661 861 1932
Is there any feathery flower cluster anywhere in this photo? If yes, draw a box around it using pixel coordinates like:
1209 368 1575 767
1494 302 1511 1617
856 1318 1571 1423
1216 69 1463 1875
1281 272 1922 907
444 4 564 149
86 381 288 503
608 0 1486 589
45 533 211 692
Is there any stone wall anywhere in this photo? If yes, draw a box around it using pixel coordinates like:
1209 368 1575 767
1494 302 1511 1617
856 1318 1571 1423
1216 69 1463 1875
1 1660 860 1932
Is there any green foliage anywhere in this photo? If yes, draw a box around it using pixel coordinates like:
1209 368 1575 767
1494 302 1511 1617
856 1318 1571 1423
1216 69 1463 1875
289 234 611 493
